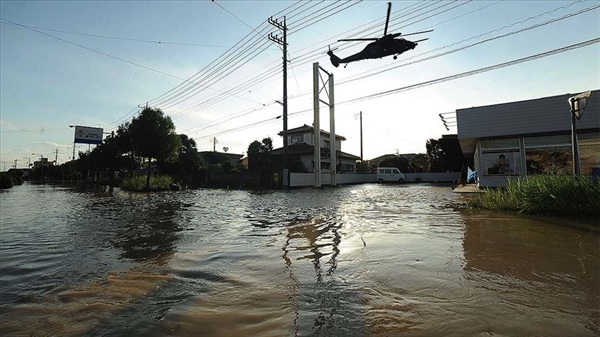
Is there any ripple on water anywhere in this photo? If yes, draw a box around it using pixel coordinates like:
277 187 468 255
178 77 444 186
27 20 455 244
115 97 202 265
0 183 598 336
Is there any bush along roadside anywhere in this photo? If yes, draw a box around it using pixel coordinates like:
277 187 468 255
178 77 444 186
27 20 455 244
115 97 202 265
121 175 174 192
471 175 600 217
0 172 24 189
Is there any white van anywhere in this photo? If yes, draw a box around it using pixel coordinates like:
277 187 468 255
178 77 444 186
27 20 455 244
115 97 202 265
376 167 406 183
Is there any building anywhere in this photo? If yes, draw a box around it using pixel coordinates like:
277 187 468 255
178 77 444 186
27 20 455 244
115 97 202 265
272 124 360 173
32 157 54 170
456 90 600 187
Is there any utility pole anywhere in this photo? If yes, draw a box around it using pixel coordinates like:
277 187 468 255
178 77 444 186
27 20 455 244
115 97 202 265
211 137 218 152
360 111 363 164
53 148 59 165
268 15 288 188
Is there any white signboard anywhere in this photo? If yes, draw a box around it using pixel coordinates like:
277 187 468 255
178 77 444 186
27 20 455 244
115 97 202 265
74 126 103 144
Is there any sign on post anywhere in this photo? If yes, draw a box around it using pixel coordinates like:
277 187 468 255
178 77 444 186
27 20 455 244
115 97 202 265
74 126 103 144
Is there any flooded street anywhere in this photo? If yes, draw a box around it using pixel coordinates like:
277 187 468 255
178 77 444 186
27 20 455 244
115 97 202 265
1 183 598 336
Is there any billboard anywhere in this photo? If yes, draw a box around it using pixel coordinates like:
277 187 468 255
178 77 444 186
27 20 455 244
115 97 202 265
73 126 103 144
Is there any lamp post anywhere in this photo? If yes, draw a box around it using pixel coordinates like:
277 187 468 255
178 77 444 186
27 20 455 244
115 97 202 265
568 91 591 176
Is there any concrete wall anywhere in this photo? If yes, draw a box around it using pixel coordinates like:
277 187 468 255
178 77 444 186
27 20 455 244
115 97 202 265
289 172 459 187
404 172 460 183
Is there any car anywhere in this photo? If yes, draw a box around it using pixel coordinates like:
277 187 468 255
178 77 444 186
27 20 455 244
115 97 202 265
376 167 405 183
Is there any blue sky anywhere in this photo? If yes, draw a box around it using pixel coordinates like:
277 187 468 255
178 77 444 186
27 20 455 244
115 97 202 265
1 0 598 168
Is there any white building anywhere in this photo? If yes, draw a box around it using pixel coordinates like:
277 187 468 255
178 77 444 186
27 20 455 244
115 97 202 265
456 90 600 187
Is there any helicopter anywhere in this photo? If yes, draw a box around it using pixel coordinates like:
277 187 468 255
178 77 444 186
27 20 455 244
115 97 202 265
327 2 432 68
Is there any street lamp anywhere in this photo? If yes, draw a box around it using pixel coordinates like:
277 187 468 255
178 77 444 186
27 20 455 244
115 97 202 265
568 91 591 175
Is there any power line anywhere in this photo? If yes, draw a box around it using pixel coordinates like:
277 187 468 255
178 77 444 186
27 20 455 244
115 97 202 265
0 20 232 48
340 3 600 85
196 38 599 139
0 17 185 81
143 1 306 108
341 38 600 104
150 1 361 112
161 1 443 119
212 0 257 33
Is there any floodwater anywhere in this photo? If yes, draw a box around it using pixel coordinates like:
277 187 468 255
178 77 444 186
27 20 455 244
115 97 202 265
0 183 598 337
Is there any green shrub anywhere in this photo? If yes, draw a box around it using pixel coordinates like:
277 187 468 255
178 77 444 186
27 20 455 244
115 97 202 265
121 175 173 191
472 175 600 216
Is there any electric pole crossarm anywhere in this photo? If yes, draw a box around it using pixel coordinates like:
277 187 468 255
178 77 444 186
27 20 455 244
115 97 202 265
268 17 285 31
268 33 284 45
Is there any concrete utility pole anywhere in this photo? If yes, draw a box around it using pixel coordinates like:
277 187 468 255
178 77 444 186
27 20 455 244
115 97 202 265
268 15 288 188
211 137 218 152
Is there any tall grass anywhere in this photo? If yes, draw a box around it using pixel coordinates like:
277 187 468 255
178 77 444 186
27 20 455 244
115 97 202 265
121 175 173 191
473 175 600 216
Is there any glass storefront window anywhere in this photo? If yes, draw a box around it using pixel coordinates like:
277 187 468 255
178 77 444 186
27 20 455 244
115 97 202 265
525 146 572 175
481 151 521 176
579 134 600 175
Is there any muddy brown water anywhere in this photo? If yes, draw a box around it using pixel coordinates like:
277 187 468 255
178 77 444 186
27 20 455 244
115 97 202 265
1 183 598 336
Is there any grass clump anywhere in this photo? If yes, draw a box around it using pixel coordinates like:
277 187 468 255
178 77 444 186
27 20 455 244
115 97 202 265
472 175 600 217
121 175 173 191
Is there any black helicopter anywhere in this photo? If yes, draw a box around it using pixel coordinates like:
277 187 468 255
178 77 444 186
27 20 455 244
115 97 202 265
327 2 432 68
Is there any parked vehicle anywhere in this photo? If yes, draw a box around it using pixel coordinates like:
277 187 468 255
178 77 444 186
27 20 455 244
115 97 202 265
377 167 405 183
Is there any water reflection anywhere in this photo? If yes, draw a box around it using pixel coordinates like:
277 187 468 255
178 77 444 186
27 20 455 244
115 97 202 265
282 215 347 336
1 184 599 336
461 209 600 336
0 186 188 336
112 200 182 265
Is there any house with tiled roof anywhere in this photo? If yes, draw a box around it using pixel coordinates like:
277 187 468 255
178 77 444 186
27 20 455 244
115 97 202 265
272 124 360 173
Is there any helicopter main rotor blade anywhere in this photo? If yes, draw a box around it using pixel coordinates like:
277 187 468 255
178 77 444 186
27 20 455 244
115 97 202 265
383 2 392 36
400 29 434 37
338 38 379 42
413 38 429 43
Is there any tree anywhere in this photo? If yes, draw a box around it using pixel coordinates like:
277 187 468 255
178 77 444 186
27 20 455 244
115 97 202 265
247 140 262 172
129 107 181 188
426 136 464 172
247 137 274 172
379 156 410 172
174 134 204 185
409 153 430 173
